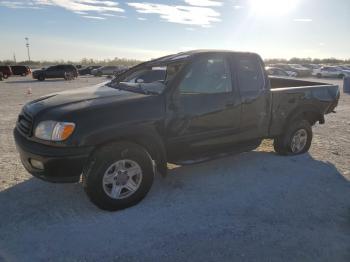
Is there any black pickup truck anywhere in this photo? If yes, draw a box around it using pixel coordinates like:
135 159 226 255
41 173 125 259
14 50 339 211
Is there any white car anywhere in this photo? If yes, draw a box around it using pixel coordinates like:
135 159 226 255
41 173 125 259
91 66 126 77
313 66 350 79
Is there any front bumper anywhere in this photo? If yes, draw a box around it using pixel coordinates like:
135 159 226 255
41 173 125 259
14 128 93 183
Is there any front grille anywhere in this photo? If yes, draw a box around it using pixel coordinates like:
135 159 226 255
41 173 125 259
17 111 33 136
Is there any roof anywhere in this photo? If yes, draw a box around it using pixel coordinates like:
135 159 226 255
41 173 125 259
147 49 258 66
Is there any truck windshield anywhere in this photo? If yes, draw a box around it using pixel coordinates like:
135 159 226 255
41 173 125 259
122 66 167 83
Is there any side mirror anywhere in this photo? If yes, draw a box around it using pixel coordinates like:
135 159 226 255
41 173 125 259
136 78 144 83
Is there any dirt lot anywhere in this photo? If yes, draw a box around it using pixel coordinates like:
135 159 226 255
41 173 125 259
0 76 349 261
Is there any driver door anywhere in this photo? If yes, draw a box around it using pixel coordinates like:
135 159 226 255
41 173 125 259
166 54 241 155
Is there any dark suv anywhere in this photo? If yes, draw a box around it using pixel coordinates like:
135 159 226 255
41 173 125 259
78 66 102 75
11 65 31 76
0 66 13 78
32 64 78 81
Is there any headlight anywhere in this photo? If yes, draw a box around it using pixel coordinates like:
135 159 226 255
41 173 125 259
34 121 75 141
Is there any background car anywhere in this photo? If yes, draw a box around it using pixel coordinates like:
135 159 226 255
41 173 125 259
272 64 311 77
313 66 350 78
337 65 350 71
32 64 78 81
302 64 321 70
0 65 13 78
10 65 31 76
266 66 296 77
91 66 126 77
78 65 102 76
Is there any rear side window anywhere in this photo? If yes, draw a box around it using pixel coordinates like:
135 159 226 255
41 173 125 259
179 56 232 94
235 55 265 93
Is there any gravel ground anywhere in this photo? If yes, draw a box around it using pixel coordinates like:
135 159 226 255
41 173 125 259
0 76 349 262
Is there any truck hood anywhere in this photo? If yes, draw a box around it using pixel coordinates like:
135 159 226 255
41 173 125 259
24 82 149 117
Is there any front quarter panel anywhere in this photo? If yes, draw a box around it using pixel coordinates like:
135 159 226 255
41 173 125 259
68 95 165 147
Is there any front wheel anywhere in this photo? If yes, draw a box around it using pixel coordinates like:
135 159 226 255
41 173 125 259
3 74 8 79
38 74 45 81
274 119 312 156
83 142 155 211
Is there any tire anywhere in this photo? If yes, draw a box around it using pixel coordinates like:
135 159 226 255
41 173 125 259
274 119 312 156
338 74 345 79
38 74 45 81
96 71 102 77
316 73 322 78
3 74 8 79
21 73 26 76
83 142 155 211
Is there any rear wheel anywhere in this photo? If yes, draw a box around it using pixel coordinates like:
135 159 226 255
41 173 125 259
274 119 312 156
83 142 155 211
38 74 45 81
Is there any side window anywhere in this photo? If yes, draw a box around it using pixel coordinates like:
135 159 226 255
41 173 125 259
236 56 264 93
179 56 232 94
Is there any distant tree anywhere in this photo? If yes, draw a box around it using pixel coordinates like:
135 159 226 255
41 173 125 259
1 56 349 68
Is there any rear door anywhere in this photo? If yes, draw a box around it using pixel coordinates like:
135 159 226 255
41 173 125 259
322 67 337 77
232 54 270 140
166 54 241 151
45 66 58 78
57 65 68 77
105 67 114 75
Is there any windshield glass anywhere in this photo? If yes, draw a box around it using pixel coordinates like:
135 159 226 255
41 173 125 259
123 66 167 83
109 62 184 94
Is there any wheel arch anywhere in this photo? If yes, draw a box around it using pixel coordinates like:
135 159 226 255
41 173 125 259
284 105 324 131
85 127 167 176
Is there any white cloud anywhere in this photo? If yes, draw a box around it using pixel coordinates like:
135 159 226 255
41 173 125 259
137 17 147 21
293 18 313 22
184 0 223 7
0 0 124 18
82 15 106 20
46 0 124 13
233 5 243 10
0 1 43 9
128 2 221 27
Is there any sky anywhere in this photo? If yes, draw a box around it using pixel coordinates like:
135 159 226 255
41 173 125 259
0 0 349 61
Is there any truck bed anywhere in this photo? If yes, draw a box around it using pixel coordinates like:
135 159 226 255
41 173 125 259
268 77 340 136
269 77 332 89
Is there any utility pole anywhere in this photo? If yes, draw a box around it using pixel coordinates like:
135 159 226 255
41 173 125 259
13 53 16 64
25 37 31 62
